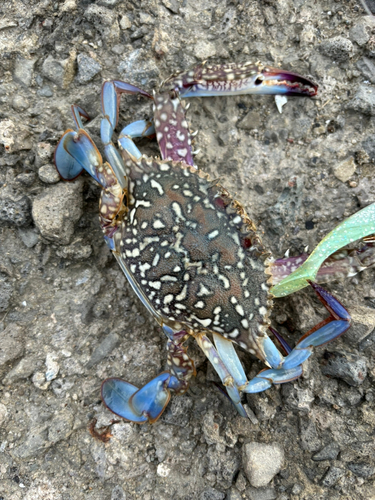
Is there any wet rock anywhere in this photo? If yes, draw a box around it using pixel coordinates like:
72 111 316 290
356 57 375 84
198 488 225 500
333 157 356 183
0 192 32 226
0 277 14 312
77 54 102 84
86 332 121 368
243 442 284 488
13 57 36 87
312 442 340 461
38 164 60 184
321 466 345 487
319 36 353 62
349 16 375 46
32 179 83 245
0 324 24 367
348 462 375 478
348 85 375 116
321 351 367 386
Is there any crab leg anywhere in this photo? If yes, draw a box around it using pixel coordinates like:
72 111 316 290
101 324 195 424
243 282 350 393
162 62 318 98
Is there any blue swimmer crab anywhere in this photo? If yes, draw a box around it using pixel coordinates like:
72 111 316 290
54 61 375 424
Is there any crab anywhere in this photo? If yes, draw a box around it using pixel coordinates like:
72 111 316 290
54 61 375 424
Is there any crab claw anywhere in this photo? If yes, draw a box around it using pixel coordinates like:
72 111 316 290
162 61 317 98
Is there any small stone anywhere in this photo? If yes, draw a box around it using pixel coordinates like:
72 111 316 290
32 179 83 245
45 353 59 382
348 85 375 116
56 240 92 260
84 4 119 42
38 164 60 184
37 86 54 98
333 157 356 182
13 58 37 87
48 409 74 443
161 0 180 14
194 41 217 60
243 442 284 488
0 277 13 312
247 487 277 500
312 442 340 461
35 142 53 167
238 110 261 130
119 14 132 30
0 324 24 367
97 0 119 6
356 57 375 84
319 36 353 62
0 403 8 426
321 466 345 487
3 355 41 384
42 55 65 88
12 426 49 459
12 95 29 111
349 16 375 46
198 488 225 500
111 485 126 500
77 54 102 84
118 49 159 87
32 371 50 390
321 351 367 386
348 462 375 478
60 0 77 12
299 417 322 452
15 172 35 187
0 192 31 226
226 488 242 500
18 228 39 248
86 333 121 368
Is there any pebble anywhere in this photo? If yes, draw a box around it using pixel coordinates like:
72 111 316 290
18 228 39 248
194 41 217 59
47 409 74 444
13 58 36 87
3 355 42 384
38 164 60 184
312 442 340 461
226 488 242 500
45 353 59 382
198 488 225 500
299 417 322 452
77 54 102 84
42 55 66 88
37 85 53 98
247 487 277 500
0 192 31 226
321 466 345 487
86 332 121 368
348 462 375 478
12 95 29 111
0 403 8 426
348 85 375 116
32 179 83 245
321 351 367 386
356 57 375 84
118 49 159 87
119 14 132 30
242 442 284 488
35 142 53 167
319 36 353 61
333 157 356 182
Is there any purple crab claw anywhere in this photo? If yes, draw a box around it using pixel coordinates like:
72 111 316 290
162 61 317 98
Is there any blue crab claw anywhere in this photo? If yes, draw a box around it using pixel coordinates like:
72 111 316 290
54 129 103 184
101 372 180 424
162 61 317 98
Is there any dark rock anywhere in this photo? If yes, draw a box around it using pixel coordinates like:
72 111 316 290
348 85 375 116
198 488 225 500
0 193 31 226
321 466 345 487
312 442 340 461
86 333 121 368
77 54 102 84
319 36 353 62
348 462 375 478
321 351 367 386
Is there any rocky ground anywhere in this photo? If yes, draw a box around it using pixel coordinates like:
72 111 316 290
1 0 375 499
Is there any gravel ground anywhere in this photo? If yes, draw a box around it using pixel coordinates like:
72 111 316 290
1 0 375 499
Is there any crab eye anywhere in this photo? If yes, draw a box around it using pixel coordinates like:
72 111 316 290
254 75 264 86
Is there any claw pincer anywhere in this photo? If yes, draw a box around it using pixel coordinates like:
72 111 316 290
54 60 372 425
